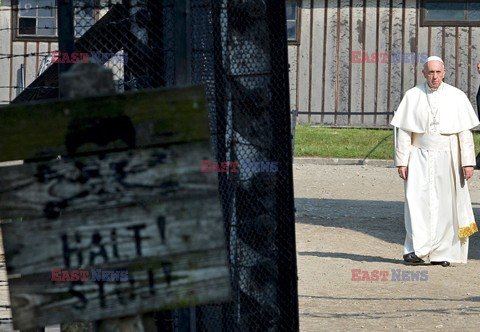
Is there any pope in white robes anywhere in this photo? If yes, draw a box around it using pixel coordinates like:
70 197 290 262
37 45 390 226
391 56 479 266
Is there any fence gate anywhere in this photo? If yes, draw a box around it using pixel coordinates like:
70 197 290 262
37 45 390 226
11 0 299 330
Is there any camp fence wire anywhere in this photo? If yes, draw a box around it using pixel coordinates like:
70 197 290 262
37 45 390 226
6 0 299 331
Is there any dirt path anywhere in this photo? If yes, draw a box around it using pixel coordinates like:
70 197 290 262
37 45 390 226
294 160 480 332
2 160 480 331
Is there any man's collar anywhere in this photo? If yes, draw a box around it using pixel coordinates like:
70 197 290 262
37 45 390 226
426 81 444 92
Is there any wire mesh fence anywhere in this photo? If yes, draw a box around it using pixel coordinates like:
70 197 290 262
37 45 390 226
3 0 298 330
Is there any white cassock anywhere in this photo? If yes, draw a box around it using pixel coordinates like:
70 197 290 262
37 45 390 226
391 82 479 263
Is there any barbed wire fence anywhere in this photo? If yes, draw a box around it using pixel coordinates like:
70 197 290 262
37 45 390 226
2 0 299 330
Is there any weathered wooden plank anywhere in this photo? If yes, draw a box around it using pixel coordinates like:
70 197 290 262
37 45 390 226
417 25 429 84
430 27 443 60
336 0 349 125
470 27 480 107
323 0 338 125
0 142 230 330
457 27 469 95
25 42 37 88
0 229 12 325
402 1 416 93
4 197 225 272
9 252 229 330
11 43 25 102
287 46 298 115
443 27 456 86
389 0 403 120
0 7 11 104
310 1 325 124
349 0 363 126
0 85 209 162
0 141 216 225
376 0 390 125
297 0 312 123
363 0 377 124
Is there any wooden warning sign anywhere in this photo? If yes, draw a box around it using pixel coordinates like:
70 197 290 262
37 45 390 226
0 86 230 330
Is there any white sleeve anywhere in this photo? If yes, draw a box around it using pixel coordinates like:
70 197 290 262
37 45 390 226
459 130 476 167
395 128 412 167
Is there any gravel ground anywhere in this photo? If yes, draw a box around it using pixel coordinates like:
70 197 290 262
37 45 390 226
294 160 480 332
2 159 480 331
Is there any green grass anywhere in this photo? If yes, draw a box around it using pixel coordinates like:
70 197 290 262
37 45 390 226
294 125 480 160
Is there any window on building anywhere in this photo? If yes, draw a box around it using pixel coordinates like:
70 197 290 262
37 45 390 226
18 0 56 37
422 0 480 26
286 0 299 43
15 0 95 40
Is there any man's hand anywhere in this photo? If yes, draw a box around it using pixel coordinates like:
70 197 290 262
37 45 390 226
398 166 408 180
463 166 474 181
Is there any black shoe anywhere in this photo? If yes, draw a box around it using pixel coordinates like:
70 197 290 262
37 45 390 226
403 252 424 264
431 261 450 267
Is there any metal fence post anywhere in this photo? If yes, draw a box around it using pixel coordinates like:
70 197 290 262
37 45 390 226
174 1 195 331
174 0 192 85
57 0 75 76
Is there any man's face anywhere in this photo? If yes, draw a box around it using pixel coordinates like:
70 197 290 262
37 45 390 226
422 60 445 89
477 63 480 75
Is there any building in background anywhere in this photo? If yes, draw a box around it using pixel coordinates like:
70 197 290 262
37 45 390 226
288 0 480 126
2 1 480 128
0 0 122 104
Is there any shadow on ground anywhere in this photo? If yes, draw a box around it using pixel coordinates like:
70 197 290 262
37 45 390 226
297 252 400 264
295 197 480 261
